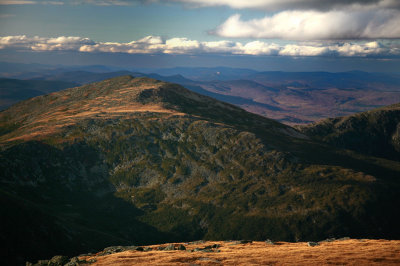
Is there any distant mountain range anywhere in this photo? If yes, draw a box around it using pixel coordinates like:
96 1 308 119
0 78 78 110
1 63 400 124
1 76 399 265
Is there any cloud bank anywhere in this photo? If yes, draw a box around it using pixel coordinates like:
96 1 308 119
1 35 399 57
214 10 400 40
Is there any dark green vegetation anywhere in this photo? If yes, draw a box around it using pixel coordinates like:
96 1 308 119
1 76 400 265
298 103 400 161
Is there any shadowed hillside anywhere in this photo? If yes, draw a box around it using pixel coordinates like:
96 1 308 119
1 76 400 265
298 103 400 161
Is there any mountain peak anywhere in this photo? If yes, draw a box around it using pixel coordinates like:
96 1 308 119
1 75 293 144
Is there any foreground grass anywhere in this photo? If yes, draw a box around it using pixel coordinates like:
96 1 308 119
78 239 400 265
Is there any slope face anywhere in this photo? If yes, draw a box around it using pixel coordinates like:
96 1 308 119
1 76 400 265
298 103 400 161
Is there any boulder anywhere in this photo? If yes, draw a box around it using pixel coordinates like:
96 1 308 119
265 239 275 245
307 242 319 247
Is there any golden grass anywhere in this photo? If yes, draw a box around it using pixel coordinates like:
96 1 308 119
1 103 185 143
1 80 190 143
81 239 400 266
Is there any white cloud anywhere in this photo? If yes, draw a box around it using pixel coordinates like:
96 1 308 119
0 0 36 4
279 45 330 57
1 35 399 57
239 41 280 55
214 10 400 40
0 35 94 50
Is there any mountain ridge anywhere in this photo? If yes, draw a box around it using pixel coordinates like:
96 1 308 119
298 103 400 161
1 75 299 146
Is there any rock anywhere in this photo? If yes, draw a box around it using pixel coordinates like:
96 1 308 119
164 244 175 251
98 245 143 255
144 247 153 251
189 240 205 245
101 246 125 255
265 239 275 245
319 238 335 243
204 244 220 249
64 257 80 266
125 246 139 251
307 242 319 247
230 240 253 245
48 255 69 266
337 237 350 241
177 244 186 250
32 260 48 266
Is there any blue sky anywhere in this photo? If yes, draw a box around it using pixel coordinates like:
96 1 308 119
1 0 400 71
1 3 238 41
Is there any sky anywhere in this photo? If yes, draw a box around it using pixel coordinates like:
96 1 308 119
0 0 400 71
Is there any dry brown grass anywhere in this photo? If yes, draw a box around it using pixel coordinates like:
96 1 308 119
81 239 400 265
1 79 190 143
1 102 185 143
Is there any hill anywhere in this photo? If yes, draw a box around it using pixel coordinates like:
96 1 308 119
1 76 400 265
29 70 139 84
0 78 78 110
298 103 400 161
